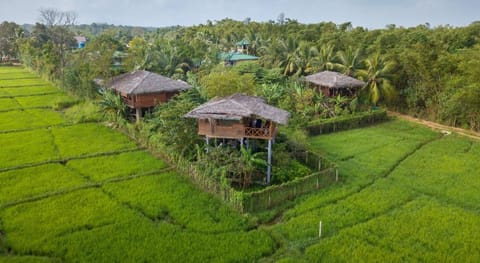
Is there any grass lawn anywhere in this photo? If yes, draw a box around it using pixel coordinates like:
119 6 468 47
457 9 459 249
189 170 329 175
0 78 50 87
0 129 59 169
0 164 86 206
0 109 65 131
51 123 138 158
15 93 75 109
1 85 61 96
268 119 480 261
67 150 169 181
0 98 21 111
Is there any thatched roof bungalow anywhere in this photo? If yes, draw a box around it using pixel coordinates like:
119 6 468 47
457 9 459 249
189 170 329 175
305 71 365 97
108 70 191 121
185 93 290 184
185 93 289 140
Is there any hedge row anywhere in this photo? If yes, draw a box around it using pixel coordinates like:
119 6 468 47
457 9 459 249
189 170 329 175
306 109 388 136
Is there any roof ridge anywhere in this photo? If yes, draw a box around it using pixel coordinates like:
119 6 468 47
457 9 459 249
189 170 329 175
230 99 252 115
131 70 150 93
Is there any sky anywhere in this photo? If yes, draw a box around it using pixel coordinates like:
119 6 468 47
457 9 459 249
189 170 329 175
1 0 479 29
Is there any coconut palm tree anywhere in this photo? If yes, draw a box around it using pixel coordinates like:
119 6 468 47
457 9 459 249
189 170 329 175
336 47 362 77
357 53 396 106
312 43 335 71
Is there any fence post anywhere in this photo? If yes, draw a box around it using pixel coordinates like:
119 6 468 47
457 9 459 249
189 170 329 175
318 159 321 171
335 168 338 182
319 221 322 238
268 194 271 208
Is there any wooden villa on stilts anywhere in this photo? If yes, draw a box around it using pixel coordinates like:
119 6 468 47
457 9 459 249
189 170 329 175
305 71 365 97
185 93 290 184
107 70 191 122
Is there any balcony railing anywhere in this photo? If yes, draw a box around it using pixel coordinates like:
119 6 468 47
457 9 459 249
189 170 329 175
244 127 271 138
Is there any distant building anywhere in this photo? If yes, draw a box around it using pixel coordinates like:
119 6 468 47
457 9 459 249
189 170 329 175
219 38 259 65
74 36 86 48
235 39 251 53
219 52 259 65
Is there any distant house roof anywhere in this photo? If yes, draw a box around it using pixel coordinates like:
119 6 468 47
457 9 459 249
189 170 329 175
108 70 191 95
236 39 251 46
220 52 259 62
74 36 86 43
185 93 290 125
305 71 365 89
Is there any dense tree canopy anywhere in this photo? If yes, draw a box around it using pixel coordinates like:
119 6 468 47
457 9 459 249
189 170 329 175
5 15 480 131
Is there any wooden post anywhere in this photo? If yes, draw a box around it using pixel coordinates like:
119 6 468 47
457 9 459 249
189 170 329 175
319 221 322 238
267 139 272 184
205 137 210 153
135 108 141 123
335 168 339 182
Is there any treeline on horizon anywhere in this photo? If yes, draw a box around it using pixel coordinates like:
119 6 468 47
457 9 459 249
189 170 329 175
1 16 480 131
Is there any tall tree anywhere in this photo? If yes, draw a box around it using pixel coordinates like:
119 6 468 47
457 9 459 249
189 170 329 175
0 21 23 60
312 43 336 71
38 9 77 77
358 53 396 105
336 46 362 77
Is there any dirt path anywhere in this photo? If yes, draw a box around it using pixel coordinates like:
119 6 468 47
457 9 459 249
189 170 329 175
388 111 480 141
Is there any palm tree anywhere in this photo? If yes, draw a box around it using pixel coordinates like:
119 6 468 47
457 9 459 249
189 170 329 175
357 53 396 106
239 147 267 188
312 44 335 71
99 89 126 124
277 38 301 76
336 47 362 77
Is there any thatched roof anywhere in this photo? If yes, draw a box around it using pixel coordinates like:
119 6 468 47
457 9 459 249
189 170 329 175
185 93 290 125
108 70 191 95
305 71 365 89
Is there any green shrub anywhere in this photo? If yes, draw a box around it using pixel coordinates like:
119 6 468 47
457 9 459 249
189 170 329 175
306 109 388 135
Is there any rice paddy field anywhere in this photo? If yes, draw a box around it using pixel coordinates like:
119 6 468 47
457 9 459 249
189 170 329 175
1 66 479 262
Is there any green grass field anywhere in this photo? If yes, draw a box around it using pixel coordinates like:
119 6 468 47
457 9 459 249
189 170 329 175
0 67 276 262
1 66 479 262
267 120 480 261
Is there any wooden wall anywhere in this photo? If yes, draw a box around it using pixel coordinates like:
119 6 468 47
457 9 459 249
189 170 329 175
197 119 275 140
122 91 178 108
